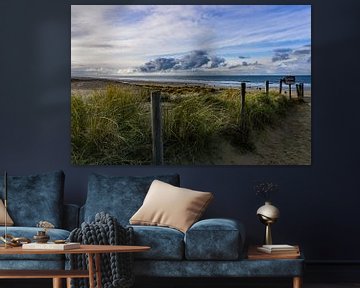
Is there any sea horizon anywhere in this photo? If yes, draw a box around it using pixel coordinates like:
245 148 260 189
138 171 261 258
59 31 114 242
71 74 311 89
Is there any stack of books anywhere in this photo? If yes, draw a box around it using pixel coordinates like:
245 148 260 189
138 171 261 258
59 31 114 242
22 242 80 250
257 244 299 255
248 244 300 260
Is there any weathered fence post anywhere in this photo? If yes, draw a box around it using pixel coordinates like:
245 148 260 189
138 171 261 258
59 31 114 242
289 84 292 99
296 84 300 98
279 79 283 94
301 83 304 98
241 82 246 117
151 91 163 165
265 80 269 96
296 83 305 99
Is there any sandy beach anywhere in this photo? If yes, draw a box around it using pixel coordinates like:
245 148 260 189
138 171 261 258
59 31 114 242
71 78 311 165
71 77 311 98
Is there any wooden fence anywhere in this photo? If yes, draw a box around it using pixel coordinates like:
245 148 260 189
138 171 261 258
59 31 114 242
149 80 305 164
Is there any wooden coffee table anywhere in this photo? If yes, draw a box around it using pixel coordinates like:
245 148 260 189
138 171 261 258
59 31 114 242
0 244 150 288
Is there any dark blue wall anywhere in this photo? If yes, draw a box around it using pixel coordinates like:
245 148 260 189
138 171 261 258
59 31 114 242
0 0 359 263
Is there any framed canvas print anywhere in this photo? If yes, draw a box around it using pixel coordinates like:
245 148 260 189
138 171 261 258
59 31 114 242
71 5 311 165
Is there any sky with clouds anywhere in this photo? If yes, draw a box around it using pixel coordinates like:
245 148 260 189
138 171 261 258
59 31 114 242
71 5 311 76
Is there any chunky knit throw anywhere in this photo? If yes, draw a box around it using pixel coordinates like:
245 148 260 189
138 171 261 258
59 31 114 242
68 212 134 288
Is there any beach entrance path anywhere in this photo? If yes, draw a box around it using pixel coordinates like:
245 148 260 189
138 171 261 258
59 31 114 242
217 101 311 165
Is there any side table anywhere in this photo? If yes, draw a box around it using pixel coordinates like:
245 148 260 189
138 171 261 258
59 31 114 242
247 245 304 288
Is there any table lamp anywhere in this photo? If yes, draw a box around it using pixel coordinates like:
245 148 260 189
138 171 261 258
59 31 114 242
256 201 280 245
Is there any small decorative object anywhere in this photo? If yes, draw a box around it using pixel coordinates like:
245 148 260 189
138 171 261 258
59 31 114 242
254 181 280 245
0 234 31 247
33 231 50 243
34 220 55 243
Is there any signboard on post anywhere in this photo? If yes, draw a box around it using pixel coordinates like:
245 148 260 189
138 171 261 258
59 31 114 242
283 76 296 85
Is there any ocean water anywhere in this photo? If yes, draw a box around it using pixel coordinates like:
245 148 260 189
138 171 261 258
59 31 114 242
112 75 311 89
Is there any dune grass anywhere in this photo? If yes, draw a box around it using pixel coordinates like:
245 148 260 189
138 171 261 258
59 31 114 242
71 84 291 165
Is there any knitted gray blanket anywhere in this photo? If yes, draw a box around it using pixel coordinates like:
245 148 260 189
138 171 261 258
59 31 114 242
68 212 134 288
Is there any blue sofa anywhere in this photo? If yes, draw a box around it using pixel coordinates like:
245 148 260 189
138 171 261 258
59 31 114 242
80 173 304 283
0 171 78 270
0 171 303 287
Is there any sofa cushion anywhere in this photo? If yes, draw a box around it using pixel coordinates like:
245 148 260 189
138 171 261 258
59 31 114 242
84 174 180 225
130 225 184 260
130 180 213 233
184 218 245 260
0 199 14 226
0 227 70 261
0 171 64 227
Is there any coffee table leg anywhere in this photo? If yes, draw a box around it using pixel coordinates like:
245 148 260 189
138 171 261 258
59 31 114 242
95 253 102 288
66 277 72 288
88 253 95 288
52 278 62 288
293 276 302 288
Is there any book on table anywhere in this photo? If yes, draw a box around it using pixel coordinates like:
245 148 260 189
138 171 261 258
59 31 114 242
256 244 299 254
248 245 300 260
22 242 80 250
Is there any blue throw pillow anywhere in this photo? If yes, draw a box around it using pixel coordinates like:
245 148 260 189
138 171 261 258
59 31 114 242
0 170 64 227
84 173 180 225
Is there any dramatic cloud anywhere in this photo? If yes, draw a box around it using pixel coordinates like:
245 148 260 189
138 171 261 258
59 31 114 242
293 49 311 55
179 50 210 69
140 57 178 72
140 50 226 72
209 55 226 68
229 61 260 69
293 44 311 56
244 61 259 66
272 48 293 62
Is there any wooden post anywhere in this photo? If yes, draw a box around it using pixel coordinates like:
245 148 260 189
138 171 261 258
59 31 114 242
279 79 283 94
151 91 164 165
265 80 269 95
301 83 304 98
241 82 246 117
297 83 304 99
296 84 300 97
289 84 292 99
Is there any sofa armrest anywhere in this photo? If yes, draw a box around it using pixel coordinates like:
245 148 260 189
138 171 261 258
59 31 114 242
184 218 245 260
63 204 80 231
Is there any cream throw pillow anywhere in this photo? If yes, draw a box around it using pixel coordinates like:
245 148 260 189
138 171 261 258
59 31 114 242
130 180 213 233
0 199 14 226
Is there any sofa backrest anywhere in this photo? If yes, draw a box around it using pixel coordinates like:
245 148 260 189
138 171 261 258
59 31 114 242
0 170 65 228
82 173 180 226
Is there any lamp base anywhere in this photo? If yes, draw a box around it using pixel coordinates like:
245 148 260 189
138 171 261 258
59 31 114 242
265 223 272 245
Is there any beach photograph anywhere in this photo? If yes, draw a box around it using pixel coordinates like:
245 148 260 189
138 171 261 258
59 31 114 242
71 5 311 165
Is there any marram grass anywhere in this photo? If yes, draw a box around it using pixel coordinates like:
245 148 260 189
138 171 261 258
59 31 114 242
71 85 291 165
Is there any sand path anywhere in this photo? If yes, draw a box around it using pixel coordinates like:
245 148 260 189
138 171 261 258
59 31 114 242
215 100 311 165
